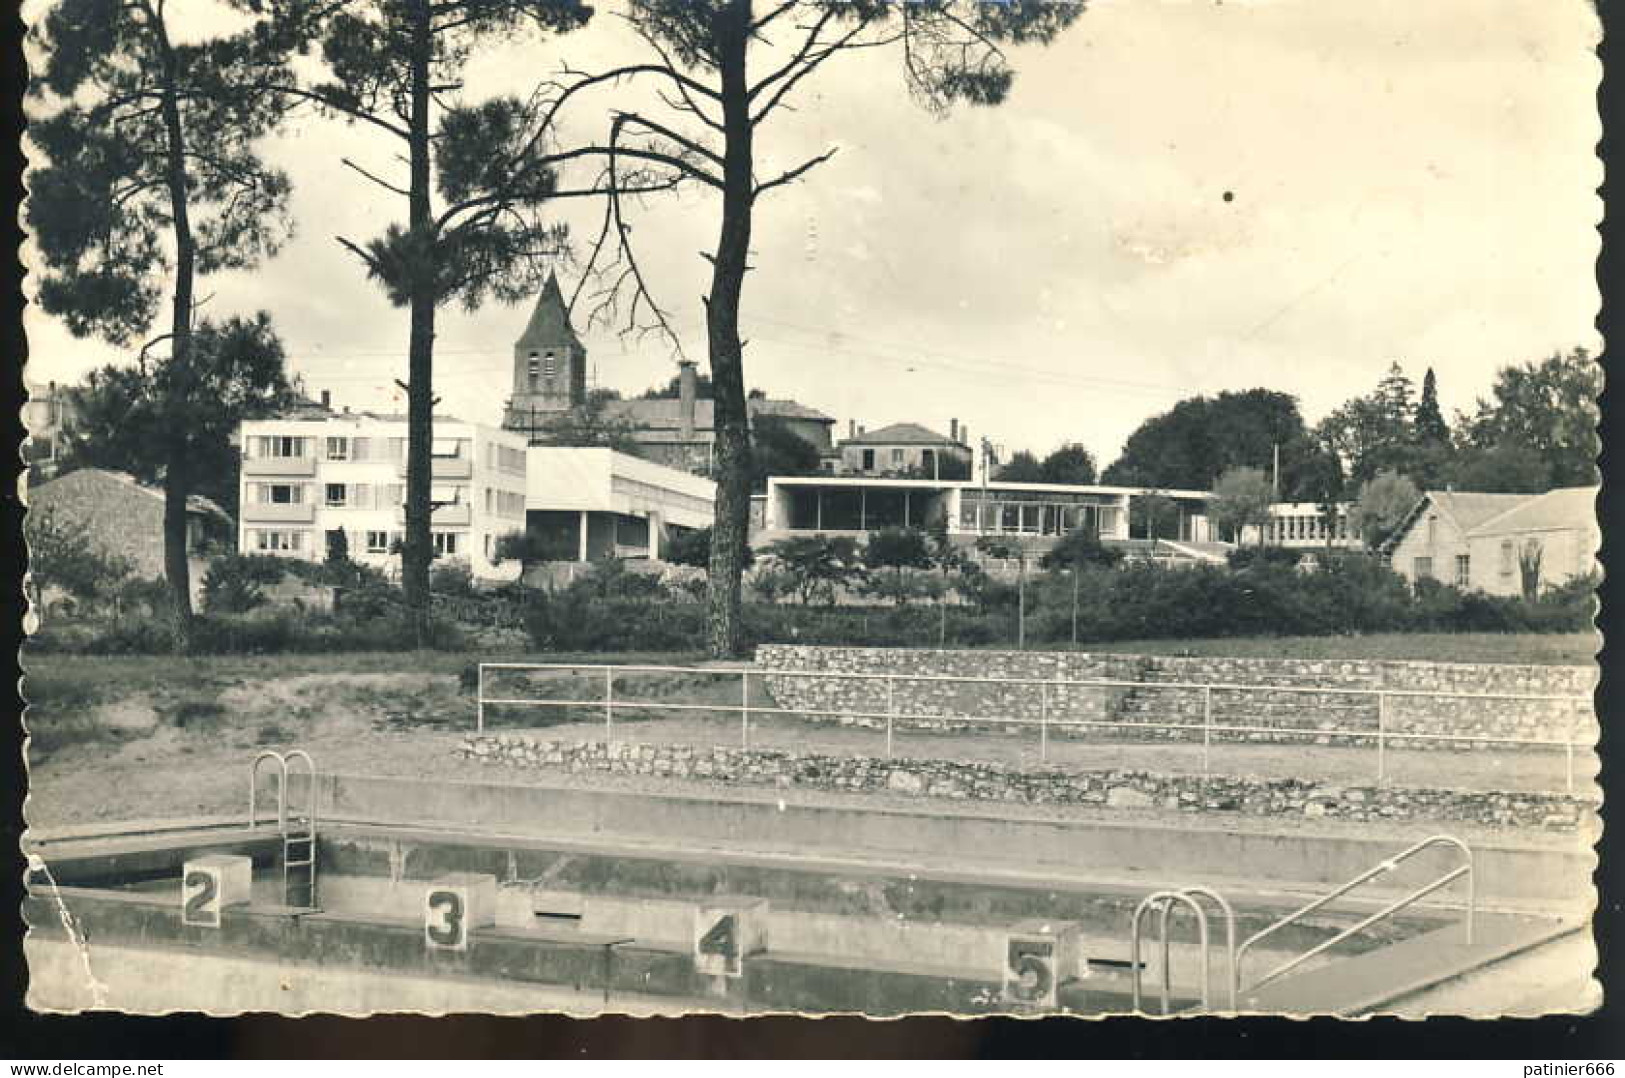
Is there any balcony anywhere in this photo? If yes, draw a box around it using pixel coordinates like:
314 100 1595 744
241 501 317 524
396 456 474 480
243 455 317 477
397 503 472 526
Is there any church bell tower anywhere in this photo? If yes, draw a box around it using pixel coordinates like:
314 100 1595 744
503 271 587 441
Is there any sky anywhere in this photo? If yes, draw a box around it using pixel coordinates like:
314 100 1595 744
21 0 1603 469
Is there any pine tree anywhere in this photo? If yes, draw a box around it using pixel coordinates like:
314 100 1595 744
28 0 297 651
271 0 595 624
1415 368 1451 445
554 0 1086 657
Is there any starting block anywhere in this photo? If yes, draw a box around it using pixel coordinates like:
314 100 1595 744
181 854 253 928
693 897 769 978
424 872 497 952
1003 919 1084 1008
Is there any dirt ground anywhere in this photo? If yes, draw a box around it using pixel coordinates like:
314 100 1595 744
21 661 1597 840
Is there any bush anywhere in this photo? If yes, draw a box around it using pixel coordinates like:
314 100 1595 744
430 558 477 598
200 554 288 614
1226 546 1303 570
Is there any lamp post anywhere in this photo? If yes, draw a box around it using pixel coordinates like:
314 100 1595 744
1069 566 1080 648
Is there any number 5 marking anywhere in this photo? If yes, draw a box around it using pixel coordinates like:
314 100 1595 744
183 870 219 927
1007 940 1055 1003
426 889 466 950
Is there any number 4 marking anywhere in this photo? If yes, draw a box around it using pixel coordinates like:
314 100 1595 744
699 913 737 960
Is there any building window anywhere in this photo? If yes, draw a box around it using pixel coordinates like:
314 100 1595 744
1426 516 1436 547
1500 540 1515 575
365 530 389 554
326 436 349 461
527 352 540 391
1413 557 1432 580
256 435 306 458
1454 554 1471 588
890 448 905 467
325 483 347 508
254 530 305 553
484 534 493 559
543 352 557 378
861 449 875 471
264 483 303 505
352 437 372 461
431 438 464 459
432 532 461 557
431 484 465 506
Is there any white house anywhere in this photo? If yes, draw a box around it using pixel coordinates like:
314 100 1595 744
1383 486 1598 596
237 412 529 581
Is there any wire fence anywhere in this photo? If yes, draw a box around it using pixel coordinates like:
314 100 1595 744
474 662 1595 794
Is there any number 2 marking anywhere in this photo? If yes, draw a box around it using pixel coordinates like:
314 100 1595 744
183 870 218 926
426 889 465 949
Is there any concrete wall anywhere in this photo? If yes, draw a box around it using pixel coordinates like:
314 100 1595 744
456 735 1592 833
312 773 1593 906
756 646 1597 749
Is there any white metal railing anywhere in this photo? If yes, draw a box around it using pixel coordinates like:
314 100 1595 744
1231 834 1474 1004
1131 885 1237 1015
473 663 1593 792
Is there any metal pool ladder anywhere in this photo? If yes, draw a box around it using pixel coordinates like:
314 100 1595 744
1131 885 1237 1015
1231 833 1474 1006
249 750 319 909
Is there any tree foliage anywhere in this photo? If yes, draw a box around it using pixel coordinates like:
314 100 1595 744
1040 442 1097 485
750 416 823 492
1350 470 1420 551
537 392 647 455
25 503 133 613
993 449 1044 483
1454 348 1600 489
1103 389 1323 498
28 0 298 645
1209 466 1275 545
1040 526 1124 571
551 0 1085 656
763 535 864 606
274 0 596 615
60 314 300 519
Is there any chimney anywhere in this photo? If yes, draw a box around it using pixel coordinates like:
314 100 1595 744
678 360 697 441
950 418 959 443
961 423 969 447
320 389 332 409
848 419 857 440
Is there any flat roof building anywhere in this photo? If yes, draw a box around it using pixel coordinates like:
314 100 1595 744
757 475 1218 558
525 446 716 562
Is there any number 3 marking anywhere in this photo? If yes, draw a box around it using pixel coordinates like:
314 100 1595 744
426 889 465 949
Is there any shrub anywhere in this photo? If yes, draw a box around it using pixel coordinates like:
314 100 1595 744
201 554 288 614
1226 546 1303 570
430 557 476 597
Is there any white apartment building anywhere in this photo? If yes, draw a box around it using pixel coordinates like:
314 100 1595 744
237 413 529 581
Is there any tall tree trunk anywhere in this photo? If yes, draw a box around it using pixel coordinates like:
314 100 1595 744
401 0 436 634
703 0 755 659
156 13 196 654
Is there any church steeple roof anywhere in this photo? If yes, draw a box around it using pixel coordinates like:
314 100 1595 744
516 272 582 351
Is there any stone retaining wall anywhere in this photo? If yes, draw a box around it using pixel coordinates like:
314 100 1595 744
455 734 1591 831
755 645 1597 750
